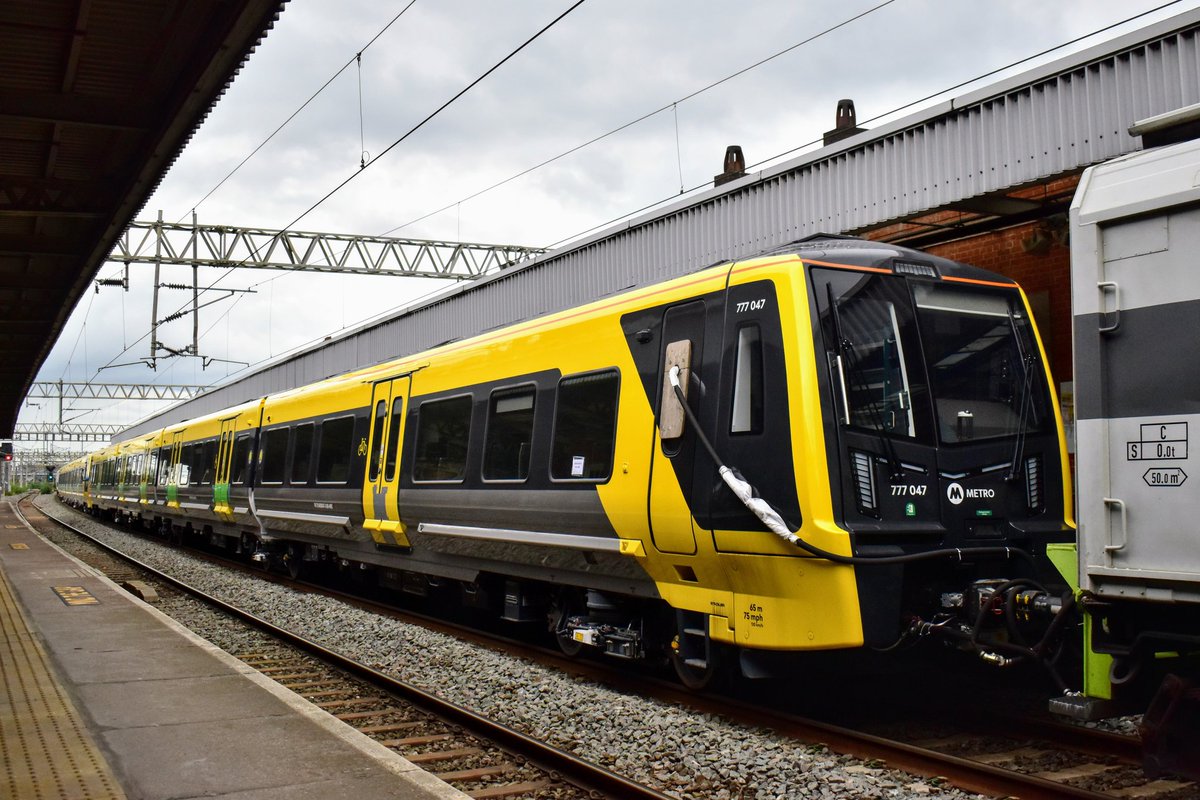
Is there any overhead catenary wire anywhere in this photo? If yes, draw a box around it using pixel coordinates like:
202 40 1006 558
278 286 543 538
52 0 1183 426
188 0 419 216
71 1 590 391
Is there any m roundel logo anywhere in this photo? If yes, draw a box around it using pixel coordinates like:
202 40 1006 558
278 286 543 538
947 482 965 505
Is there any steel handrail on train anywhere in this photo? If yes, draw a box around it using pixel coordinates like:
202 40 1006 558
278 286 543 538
17 497 675 800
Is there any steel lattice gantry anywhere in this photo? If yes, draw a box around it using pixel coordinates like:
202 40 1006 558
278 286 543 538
14 423 125 442
26 381 206 401
111 219 548 279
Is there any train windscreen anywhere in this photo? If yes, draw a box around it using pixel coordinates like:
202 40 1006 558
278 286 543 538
813 268 1050 445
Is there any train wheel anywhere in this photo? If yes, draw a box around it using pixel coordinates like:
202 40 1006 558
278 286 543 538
671 643 726 691
284 556 303 579
549 604 583 657
556 631 584 657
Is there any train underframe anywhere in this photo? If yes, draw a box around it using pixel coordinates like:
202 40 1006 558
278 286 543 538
69 494 1076 691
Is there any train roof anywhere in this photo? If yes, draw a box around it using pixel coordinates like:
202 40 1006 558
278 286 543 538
765 235 1017 286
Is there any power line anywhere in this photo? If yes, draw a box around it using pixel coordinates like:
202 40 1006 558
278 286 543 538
384 0 898 235
538 0 1185 250
71 1 590 386
189 0 420 216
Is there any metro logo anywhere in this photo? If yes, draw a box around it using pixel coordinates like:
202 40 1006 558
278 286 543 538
946 482 995 505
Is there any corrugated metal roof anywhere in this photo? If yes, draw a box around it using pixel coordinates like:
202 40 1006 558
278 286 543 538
120 5 1200 438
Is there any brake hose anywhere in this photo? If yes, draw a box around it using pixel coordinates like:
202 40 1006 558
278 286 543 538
666 366 1034 569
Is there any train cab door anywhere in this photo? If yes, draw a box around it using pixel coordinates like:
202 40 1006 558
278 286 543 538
363 375 412 547
649 300 707 555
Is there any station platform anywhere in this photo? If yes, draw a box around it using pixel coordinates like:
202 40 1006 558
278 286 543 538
0 496 467 800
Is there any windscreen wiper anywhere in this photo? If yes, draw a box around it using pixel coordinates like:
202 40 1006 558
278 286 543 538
1005 307 1038 481
826 285 904 480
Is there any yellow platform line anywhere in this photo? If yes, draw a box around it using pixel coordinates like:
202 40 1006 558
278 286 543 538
0 564 126 800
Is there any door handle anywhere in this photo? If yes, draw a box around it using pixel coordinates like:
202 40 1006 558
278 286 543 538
1103 496 1128 555
1098 281 1120 334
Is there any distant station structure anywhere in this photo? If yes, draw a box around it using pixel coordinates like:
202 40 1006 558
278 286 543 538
118 7 1200 440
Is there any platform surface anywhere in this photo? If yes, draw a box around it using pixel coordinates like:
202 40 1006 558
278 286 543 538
0 497 467 800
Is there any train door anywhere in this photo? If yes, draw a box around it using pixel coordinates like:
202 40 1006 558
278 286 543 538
213 416 238 520
139 435 157 508
166 431 184 509
363 375 411 546
649 300 706 555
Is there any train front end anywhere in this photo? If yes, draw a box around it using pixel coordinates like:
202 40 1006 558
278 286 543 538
802 238 1076 680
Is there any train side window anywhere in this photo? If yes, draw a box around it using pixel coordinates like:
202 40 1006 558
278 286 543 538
413 395 472 482
730 324 764 434
157 447 171 485
384 399 404 481
317 416 355 484
198 440 215 485
291 423 314 484
483 385 535 482
178 444 194 486
260 427 289 484
368 400 387 482
551 371 619 481
231 434 253 485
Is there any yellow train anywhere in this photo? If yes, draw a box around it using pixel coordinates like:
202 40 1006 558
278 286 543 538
58 235 1076 687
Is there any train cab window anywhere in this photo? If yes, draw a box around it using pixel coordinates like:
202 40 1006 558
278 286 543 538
413 395 472 482
317 416 355 484
291 423 314 484
551 371 619 481
483 386 535 482
384 399 404 482
260 427 290 484
730 324 764 434
231 434 254 484
812 268 929 441
913 284 1050 443
368 400 387 482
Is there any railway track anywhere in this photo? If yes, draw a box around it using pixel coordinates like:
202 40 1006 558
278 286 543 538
28 495 1200 800
17 496 670 800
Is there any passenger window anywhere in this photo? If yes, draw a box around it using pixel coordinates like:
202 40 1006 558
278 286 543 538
231 435 253 485
157 448 171 485
292 423 314 484
317 416 355 484
551 371 619 481
384 399 404 481
198 441 215 485
730 324 764 434
178 445 193 486
483 386 535 481
413 395 472 482
260 428 289 484
368 400 387 482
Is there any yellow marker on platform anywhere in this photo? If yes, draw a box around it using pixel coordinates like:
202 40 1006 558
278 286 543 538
52 586 99 606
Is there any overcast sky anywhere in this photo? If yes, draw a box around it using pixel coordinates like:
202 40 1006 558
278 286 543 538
25 0 1197 438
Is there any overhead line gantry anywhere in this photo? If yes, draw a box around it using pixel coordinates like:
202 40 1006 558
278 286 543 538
105 217 548 280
